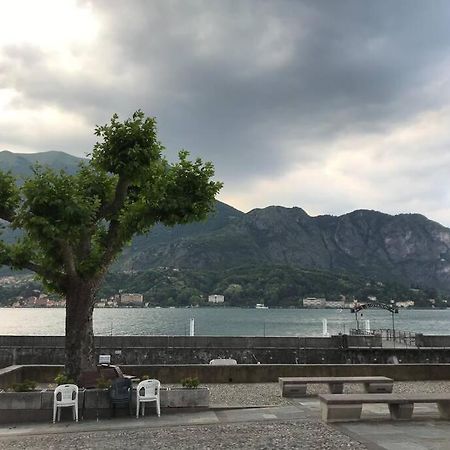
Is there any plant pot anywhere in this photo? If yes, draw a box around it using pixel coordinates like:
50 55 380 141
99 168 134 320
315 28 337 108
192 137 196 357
162 387 209 408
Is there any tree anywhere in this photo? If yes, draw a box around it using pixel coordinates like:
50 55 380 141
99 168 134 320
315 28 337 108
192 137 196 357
0 111 222 380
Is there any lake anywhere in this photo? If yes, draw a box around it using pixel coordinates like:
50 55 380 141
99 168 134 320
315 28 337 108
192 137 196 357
0 307 449 336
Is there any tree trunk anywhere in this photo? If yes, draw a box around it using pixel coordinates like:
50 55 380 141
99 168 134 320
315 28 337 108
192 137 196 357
65 282 96 381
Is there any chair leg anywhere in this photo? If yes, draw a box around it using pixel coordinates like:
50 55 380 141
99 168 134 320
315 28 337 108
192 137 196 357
72 406 75 421
75 405 78 422
136 399 139 418
142 402 145 417
156 399 160 417
53 405 57 423
58 408 61 422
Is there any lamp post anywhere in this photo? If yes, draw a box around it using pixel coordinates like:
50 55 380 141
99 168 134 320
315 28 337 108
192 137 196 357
390 300 396 348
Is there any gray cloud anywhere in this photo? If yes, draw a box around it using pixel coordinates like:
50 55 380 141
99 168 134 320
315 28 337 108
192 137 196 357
1 0 450 223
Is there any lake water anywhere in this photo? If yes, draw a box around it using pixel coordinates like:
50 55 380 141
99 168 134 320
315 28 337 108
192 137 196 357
0 307 449 336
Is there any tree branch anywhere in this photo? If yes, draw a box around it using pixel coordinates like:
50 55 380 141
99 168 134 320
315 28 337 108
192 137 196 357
56 239 78 280
99 176 131 219
93 176 132 284
0 216 12 225
94 219 122 284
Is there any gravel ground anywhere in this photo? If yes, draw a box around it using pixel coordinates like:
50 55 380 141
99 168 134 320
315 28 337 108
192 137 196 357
2 381 449 449
205 381 450 406
0 421 366 450
36 381 450 405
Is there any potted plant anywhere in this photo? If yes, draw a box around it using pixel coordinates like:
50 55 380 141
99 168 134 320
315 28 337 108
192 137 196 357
0 378 47 423
181 377 200 389
54 372 75 385
11 379 37 392
163 377 209 408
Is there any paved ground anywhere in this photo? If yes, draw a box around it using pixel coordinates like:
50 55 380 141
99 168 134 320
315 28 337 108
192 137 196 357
0 404 365 450
2 383 450 449
296 398 450 450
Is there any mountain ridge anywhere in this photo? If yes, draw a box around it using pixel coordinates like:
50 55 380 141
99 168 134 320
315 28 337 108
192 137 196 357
1 150 450 292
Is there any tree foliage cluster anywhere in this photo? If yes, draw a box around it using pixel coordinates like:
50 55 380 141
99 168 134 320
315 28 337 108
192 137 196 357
1 266 444 308
0 111 222 379
98 265 443 308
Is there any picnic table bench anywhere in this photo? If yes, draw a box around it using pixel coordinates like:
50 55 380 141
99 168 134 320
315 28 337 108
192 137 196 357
319 393 450 422
279 376 393 397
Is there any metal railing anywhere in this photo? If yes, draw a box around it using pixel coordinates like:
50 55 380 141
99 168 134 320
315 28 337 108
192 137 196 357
350 328 416 347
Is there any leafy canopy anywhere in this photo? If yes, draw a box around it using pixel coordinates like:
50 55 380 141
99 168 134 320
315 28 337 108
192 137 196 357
0 111 222 293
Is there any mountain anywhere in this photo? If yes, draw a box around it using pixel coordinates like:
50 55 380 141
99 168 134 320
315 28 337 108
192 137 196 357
1 150 450 292
0 150 83 178
119 205 450 291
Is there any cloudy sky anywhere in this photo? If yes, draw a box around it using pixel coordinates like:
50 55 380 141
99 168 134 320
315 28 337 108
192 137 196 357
1 1 450 225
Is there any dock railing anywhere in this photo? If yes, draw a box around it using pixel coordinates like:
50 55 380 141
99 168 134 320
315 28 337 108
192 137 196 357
350 328 416 347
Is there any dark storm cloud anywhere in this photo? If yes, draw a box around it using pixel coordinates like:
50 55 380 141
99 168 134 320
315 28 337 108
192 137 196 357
90 0 450 165
2 0 450 221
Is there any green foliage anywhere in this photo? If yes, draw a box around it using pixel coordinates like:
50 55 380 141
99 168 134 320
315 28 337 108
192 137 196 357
0 111 222 296
181 377 200 388
141 374 150 380
96 265 441 308
54 372 75 385
0 111 221 379
11 379 37 392
0 171 20 222
96 376 112 389
92 111 163 180
1 264 444 308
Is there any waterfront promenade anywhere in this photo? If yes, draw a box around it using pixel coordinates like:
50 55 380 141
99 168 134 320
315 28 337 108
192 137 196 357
1 382 450 449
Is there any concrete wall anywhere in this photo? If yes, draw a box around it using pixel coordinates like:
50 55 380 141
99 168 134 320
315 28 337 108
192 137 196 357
415 334 450 347
0 335 384 368
124 363 450 382
0 365 22 388
2 344 450 367
2 364 450 388
0 335 380 349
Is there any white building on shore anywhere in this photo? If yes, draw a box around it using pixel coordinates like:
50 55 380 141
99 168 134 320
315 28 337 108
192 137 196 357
302 297 326 308
120 293 143 307
208 294 225 304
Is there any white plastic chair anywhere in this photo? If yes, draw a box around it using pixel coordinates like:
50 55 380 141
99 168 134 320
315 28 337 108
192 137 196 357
136 379 160 418
53 384 78 423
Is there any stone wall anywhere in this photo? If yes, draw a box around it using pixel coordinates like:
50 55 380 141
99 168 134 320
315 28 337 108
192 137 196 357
0 335 380 349
4 335 450 367
0 335 385 368
415 334 450 347
2 364 450 388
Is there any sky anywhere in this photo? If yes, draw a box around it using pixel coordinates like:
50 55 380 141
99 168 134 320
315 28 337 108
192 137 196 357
1 1 450 225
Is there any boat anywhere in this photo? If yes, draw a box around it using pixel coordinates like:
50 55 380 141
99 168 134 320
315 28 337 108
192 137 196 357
255 303 269 309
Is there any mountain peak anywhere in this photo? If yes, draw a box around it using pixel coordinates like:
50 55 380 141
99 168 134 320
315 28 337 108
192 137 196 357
2 150 450 291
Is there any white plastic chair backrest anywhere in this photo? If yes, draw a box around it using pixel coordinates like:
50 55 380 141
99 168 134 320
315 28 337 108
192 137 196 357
209 358 237 365
54 384 78 405
137 379 160 399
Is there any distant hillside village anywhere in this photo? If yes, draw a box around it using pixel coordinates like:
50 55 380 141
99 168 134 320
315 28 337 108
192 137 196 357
0 274 441 309
9 291 146 309
7 289 422 309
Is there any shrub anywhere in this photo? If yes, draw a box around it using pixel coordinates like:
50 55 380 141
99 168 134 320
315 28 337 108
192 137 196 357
142 374 150 380
11 379 37 392
96 376 112 389
181 377 200 388
54 372 75 385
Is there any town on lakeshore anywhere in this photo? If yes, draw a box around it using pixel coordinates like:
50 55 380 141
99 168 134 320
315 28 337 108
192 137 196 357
1 274 442 309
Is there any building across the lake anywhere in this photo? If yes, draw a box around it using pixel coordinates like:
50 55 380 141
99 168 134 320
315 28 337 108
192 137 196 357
120 293 143 307
324 300 345 308
302 297 348 309
208 294 225 304
302 297 326 308
396 300 415 308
